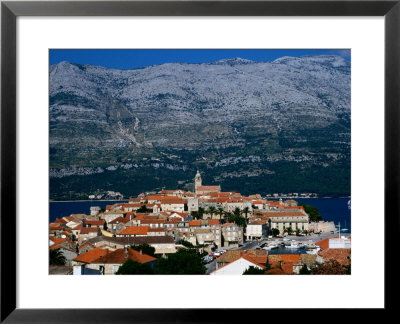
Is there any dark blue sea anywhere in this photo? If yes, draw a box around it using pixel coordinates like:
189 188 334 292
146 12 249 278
49 198 351 232
295 198 351 232
49 200 128 222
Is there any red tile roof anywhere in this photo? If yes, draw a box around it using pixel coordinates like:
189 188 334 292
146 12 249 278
109 217 129 224
148 228 165 232
73 248 108 264
118 226 149 235
160 197 185 204
259 211 305 217
92 248 156 264
197 186 220 191
85 220 104 226
50 237 67 245
189 220 201 227
280 261 294 274
140 219 165 224
80 227 98 234
319 248 351 265
54 218 68 224
208 219 220 225
242 253 268 268
316 238 331 250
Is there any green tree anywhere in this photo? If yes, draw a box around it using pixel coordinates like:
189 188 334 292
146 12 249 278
130 243 156 257
207 206 216 219
177 240 194 248
271 228 280 237
227 208 247 227
300 203 323 222
217 207 225 220
116 259 154 274
155 249 206 274
285 227 293 236
103 220 108 231
198 207 205 219
49 248 66 265
299 264 311 274
191 211 199 219
243 266 265 275
295 228 301 236
242 207 250 223
137 205 151 213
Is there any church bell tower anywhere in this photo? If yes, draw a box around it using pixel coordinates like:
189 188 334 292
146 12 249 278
194 170 202 191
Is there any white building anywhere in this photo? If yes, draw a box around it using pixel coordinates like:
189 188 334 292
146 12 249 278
329 236 351 249
210 256 265 275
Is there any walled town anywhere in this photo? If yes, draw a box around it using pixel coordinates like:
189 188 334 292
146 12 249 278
49 171 351 275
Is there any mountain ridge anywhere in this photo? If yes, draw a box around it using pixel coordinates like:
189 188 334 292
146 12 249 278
49 55 350 199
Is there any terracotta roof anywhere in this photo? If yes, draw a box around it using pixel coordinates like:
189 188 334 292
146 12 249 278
87 235 175 246
85 220 104 226
242 253 268 268
189 220 201 227
148 227 165 232
248 221 264 226
54 218 68 224
208 219 220 225
252 200 263 204
197 186 220 191
319 248 351 265
160 197 185 204
315 238 331 250
144 195 166 201
118 226 149 235
259 211 306 217
217 250 267 263
221 223 235 228
72 224 82 230
50 237 67 245
79 227 98 234
140 219 165 224
211 252 266 274
73 248 108 264
268 254 301 265
92 248 156 264
109 217 129 224
280 261 294 274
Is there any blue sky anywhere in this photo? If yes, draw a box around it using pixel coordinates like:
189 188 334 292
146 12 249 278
50 49 350 70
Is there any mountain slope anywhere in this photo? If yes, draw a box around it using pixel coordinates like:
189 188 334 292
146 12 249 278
49 55 350 199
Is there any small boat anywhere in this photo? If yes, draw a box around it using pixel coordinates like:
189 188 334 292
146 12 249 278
286 241 301 249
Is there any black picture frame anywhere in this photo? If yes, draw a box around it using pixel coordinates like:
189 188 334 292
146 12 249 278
1 0 398 322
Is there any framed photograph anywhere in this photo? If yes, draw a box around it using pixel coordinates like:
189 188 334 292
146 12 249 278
1 0 398 321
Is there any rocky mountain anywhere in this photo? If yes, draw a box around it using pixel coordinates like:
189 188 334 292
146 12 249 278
49 55 350 200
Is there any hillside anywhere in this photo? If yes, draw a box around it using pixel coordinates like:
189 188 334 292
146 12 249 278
49 55 350 200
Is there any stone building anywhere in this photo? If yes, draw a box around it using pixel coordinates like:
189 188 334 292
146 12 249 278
221 223 243 248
